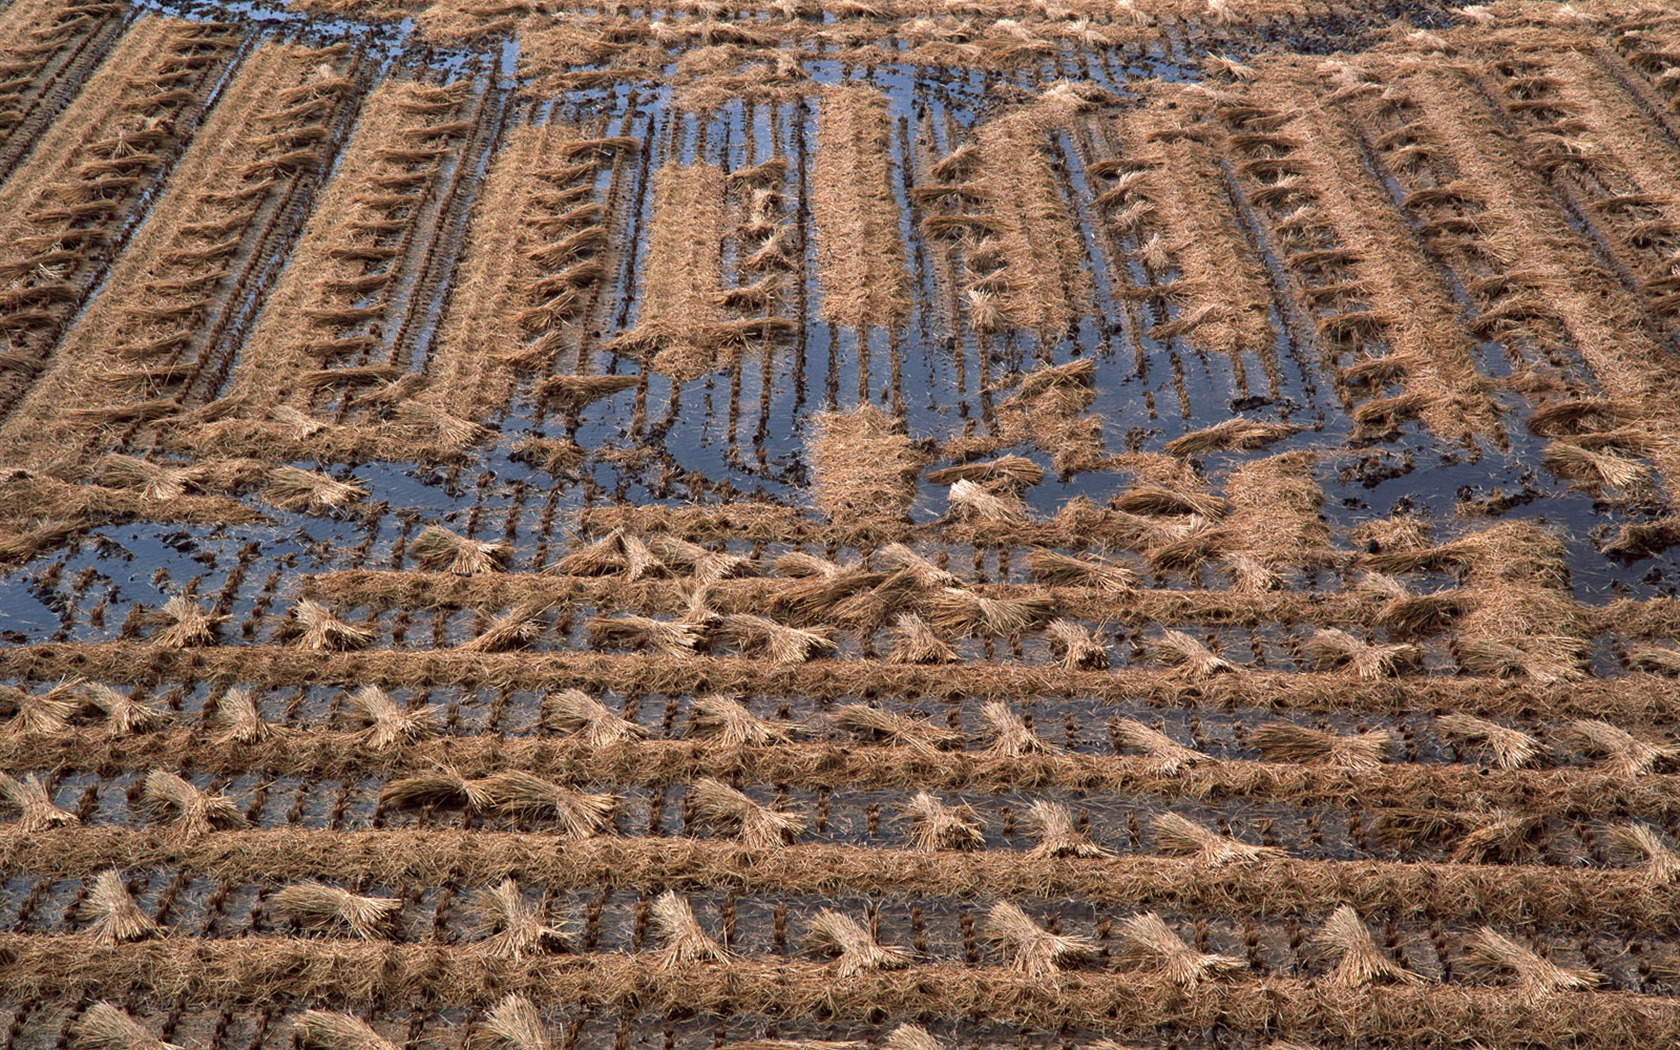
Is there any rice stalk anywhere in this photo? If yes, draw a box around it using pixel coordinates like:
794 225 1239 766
1464 927 1601 1001
924 455 1044 489
832 704 960 754
1249 723 1394 769
1025 800 1110 858
717 613 837 662
410 525 511 576
544 689 647 745
1301 628 1419 679
150 595 220 647
95 453 202 501
550 528 665 580
475 996 555 1050
691 777 804 849
211 687 274 744
651 890 730 965
1434 713 1544 769
457 601 551 653
805 908 913 976
1045 619 1109 670
876 542 957 588
1607 823 1680 883
1153 630 1236 679
294 1013 397 1050
1450 810 1543 864
1024 549 1136 592
1628 646 1680 675
142 769 246 836
900 791 984 851
72 1004 179 1050
287 599 373 651
1455 635 1586 683
266 466 365 514
690 695 791 746
928 588 1052 636
476 771 615 837
379 765 493 810
1112 484 1227 519
884 613 958 665
1112 719 1202 775
980 700 1056 757
1358 572 1463 634
948 478 1027 523
984 901 1095 977
78 682 170 735
586 614 701 656
1309 905 1423 986
1116 912 1243 986
647 534 753 583
0 772 77 831
1162 418 1306 456
469 877 568 958
1152 812 1283 865
0 682 76 735
1561 719 1679 776
534 374 637 413
346 685 435 748
79 869 160 944
272 881 400 939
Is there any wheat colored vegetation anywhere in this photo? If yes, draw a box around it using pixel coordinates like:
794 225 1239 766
813 85 908 332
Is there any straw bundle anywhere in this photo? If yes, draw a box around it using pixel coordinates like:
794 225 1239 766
79 869 160 944
948 479 1027 523
805 909 913 976
651 890 731 965
1116 912 1243 986
1629 646 1680 675
272 881 401 939
1450 810 1542 864
142 769 246 836
545 689 647 745
550 528 665 580
1153 630 1236 679
1045 619 1109 670
648 534 753 583
1162 418 1305 456
1560 719 1679 777
0 772 77 831
1434 713 1543 769
884 613 958 665
691 777 804 849
876 543 957 588
833 704 961 755
411 524 511 575
925 455 1044 489
1607 823 1680 883
1309 905 1423 986
980 700 1055 757
1465 927 1601 1001
1152 813 1283 865
346 685 435 748
95 454 204 502
266 466 365 513
1249 723 1394 770
469 878 568 959
475 996 555 1050
586 614 701 656
79 683 170 735
718 613 837 662
534 374 637 414
1301 628 1419 679
900 791 985 851
0 683 76 735
690 695 791 746
1358 572 1462 635
73 1004 180 1050
929 588 1052 636
808 406 923 520
1455 635 1586 683
287 599 373 651
1025 800 1110 858
211 687 275 744
294 1013 398 1050
1543 440 1651 492
1113 484 1226 519
457 602 550 653
1111 719 1203 775
380 765 493 810
984 901 1095 977
1024 549 1136 592
150 595 220 647
476 771 615 837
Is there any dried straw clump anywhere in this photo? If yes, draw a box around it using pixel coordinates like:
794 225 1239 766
535 373 637 414
1301 628 1419 679
347 686 435 748
901 791 985 851
457 601 551 653
142 769 246 837
0 772 77 831
805 908 913 976
286 599 373 651
718 613 837 662
1434 713 1543 769
294 1013 398 1050
883 1028 944 1050
1024 548 1136 592
1607 823 1680 883
94 454 206 502
1116 912 1243 987
1560 719 1679 777
1464 927 1601 1001
832 704 961 755
545 689 647 745
586 613 701 656
477 771 616 837
948 478 1027 524
1249 723 1394 770
649 534 754 583
73 1004 180 1050
272 881 400 939
808 405 923 520
1455 635 1587 684
0 683 76 735
1046 619 1109 670
411 524 511 575
149 595 220 647
1113 483 1227 519
651 889 731 965
877 542 957 587
266 465 365 513
379 765 493 811
690 695 791 746
550 527 665 580
884 613 958 665
79 869 160 944
925 455 1045 490
929 587 1052 636
469 877 568 959
1153 812 1283 865
1162 417 1306 456
79 683 171 735
980 700 1056 757
1543 440 1651 493
1629 646 1680 675
1449 810 1543 864
1025 800 1111 858
691 777 804 849
1309 905 1423 986
1112 719 1203 775
1153 630 1236 679
1358 572 1462 635
475 996 555 1050
984 901 1095 977
211 687 275 744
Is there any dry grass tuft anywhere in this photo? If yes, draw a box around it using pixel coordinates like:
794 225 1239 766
925 455 1044 489
808 406 923 520
551 528 665 580
691 778 804 848
79 869 160 944
346 686 435 749
1112 719 1202 775
980 700 1056 757
1560 719 1679 777
1025 800 1110 858
691 695 791 746
266 465 365 513
294 1013 397 1050
457 601 551 653
929 588 1052 637
1113 484 1227 519
1434 713 1543 769
211 687 275 744
1607 823 1680 883
0 772 77 831
833 704 961 755
142 769 246 836
1162 417 1306 456
0 683 76 736
1301 628 1419 679
651 890 730 965
985 901 1095 977
805 908 913 976
1116 912 1243 986
380 765 493 810
476 771 615 837
1358 572 1463 635
545 689 647 745
286 599 373 652
587 614 701 656
1628 645 1680 675
1153 630 1236 679
475 996 555 1050
884 613 959 665
1309 905 1423 986
469 878 568 959
1465 927 1601 1001
1024 549 1136 592
149 595 220 648
534 374 637 414
1449 810 1543 864
901 791 984 851
1543 440 1651 492
73 1004 179 1050
1045 619 1109 670
1455 635 1587 683
272 881 400 939
1249 723 1393 769
1152 812 1283 865
649 534 753 583
718 613 837 662
411 525 511 575
876 542 957 588
79 683 170 735
948 478 1027 523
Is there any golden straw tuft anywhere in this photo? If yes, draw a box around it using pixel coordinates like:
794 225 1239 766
73 1004 180 1050
691 777 805 849
469 877 568 958
805 908 913 976
1309 905 1423 986
0 772 77 831
346 685 435 748
411 524 511 575
545 689 647 744
1112 719 1203 775
1116 912 1243 986
984 901 1095 977
900 791 985 851
651 889 731 965
1464 927 1601 1001
142 769 246 837
1152 812 1283 865
272 881 400 939
1249 723 1394 770
79 869 160 944
1025 800 1111 858
1434 713 1543 769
